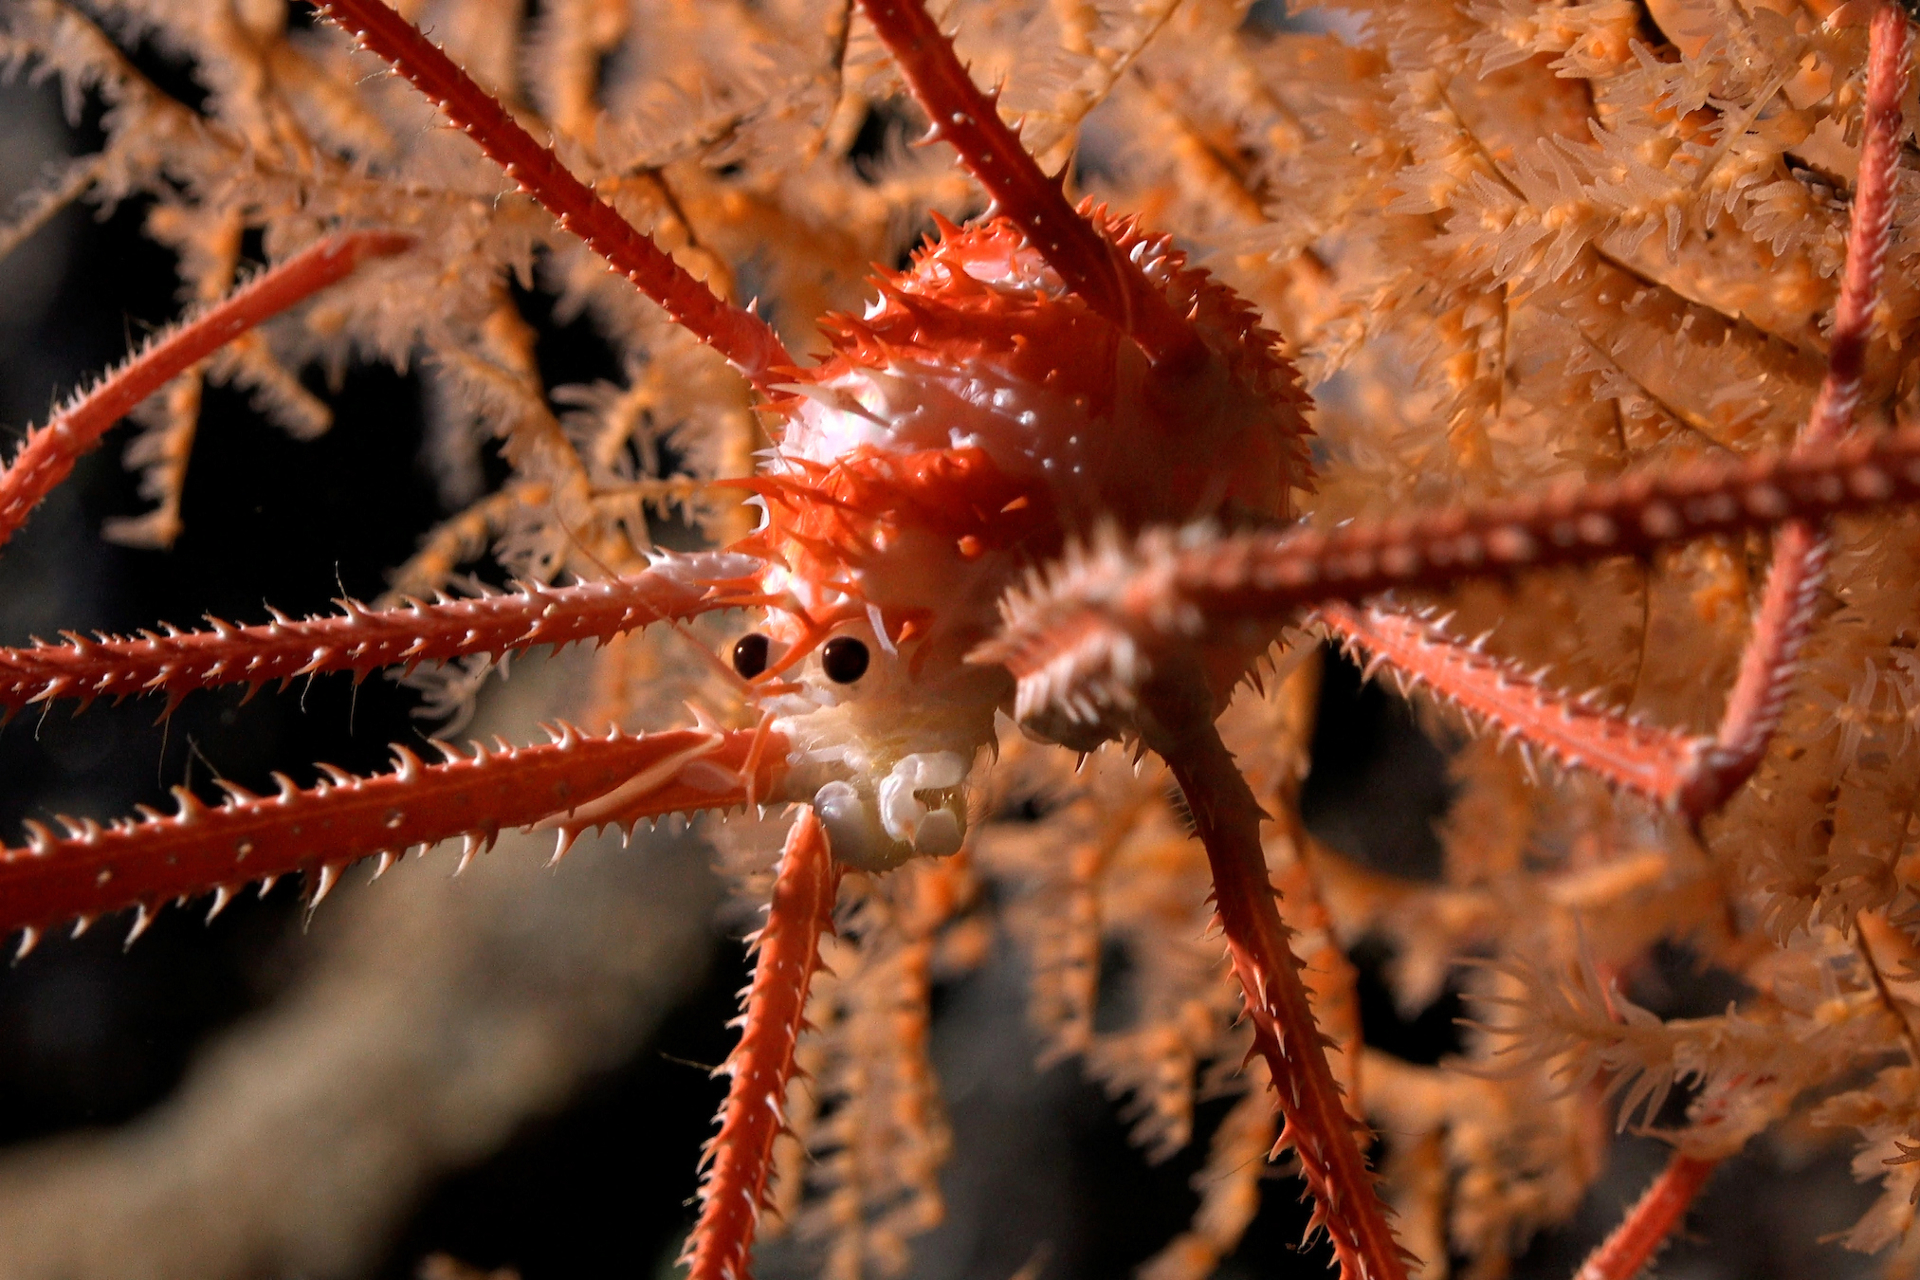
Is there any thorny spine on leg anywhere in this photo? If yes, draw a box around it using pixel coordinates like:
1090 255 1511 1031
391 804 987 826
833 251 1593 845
0 230 412 550
686 807 843 1280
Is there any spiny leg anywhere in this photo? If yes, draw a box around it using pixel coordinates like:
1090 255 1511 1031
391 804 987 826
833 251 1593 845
986 415 1920 684
853 0 1206 371
0 230 411 550
1571 1153 1718 1280
312 0 793 387
1146 693 1408 1280
684 807 842 1280
0 550 763 716
1313 603 1710 810
0 724 786 955
987 422 1920 763
1683 0 1913 817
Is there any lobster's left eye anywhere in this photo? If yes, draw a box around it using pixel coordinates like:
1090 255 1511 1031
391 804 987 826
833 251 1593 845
732 633 771 678
821 636 870 684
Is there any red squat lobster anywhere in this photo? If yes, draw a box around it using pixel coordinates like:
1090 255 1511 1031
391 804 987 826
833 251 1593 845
1 0 1919 1277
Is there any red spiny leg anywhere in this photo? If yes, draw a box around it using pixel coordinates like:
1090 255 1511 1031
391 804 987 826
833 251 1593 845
685 806 842 1280
986 422 1920 737
1313 603 1713 813
0 550 762 716
1312 584 1815 823
987 0 1912 691
1149 706 1408 1280
1803 1 1910 450
854 0 1207 371
1571 1153 1718 1280
314 0 793 387
0 231 411 550
0 725 787 955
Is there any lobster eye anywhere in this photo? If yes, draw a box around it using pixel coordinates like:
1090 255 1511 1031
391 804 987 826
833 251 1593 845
821 636 870 684
731 633 771 678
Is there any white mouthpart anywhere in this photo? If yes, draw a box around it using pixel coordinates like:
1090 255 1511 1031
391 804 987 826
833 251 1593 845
878 752 967 846
812 751 969 869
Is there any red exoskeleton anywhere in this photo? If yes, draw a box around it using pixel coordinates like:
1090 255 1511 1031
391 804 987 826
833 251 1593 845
0 1 1917 1278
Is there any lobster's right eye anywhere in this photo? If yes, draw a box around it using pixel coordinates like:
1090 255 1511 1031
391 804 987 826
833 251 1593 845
732 633 771 678
821 636 870 684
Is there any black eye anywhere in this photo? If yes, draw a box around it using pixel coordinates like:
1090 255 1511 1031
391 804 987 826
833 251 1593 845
821 636 870 684
731 633 771 678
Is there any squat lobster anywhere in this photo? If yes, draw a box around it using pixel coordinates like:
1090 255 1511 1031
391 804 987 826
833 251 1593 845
0 1 1916 1278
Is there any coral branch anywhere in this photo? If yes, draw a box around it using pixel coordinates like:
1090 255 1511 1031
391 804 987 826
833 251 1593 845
1314 603 1711 810
853 0 1206 370
0 231 412 550
685 806 842 1280
0 551 763 715
0 724 783 952
1572 1152 1719 1280
1153 709 1408 1280
314 0 794 387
